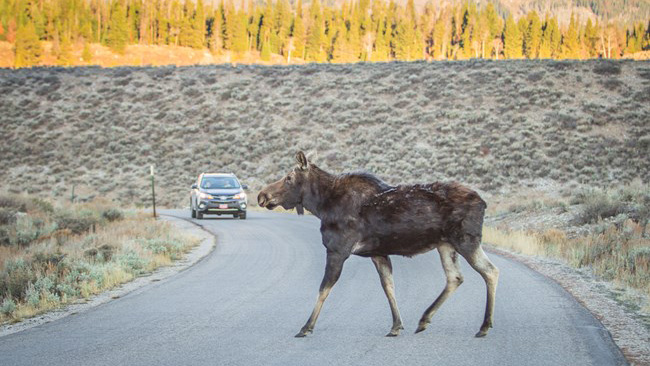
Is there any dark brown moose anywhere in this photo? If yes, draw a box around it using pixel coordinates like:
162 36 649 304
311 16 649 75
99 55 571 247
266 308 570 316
258 152 499 338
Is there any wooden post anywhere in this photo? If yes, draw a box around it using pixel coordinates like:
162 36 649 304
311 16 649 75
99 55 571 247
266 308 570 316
71 184 76 203
150 165 156 218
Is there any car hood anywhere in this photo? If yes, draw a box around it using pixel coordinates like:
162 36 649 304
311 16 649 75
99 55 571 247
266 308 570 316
201 188 243 195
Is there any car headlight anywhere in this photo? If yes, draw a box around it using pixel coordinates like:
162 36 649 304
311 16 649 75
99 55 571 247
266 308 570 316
198 192 213 200
233 192 246 200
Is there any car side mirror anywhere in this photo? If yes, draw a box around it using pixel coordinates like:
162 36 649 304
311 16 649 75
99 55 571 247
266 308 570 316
191 184 197 189
241 184 248 190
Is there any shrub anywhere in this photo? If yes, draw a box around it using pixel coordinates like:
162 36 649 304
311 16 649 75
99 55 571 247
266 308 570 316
574 190 622 225
1 298 16 315
593 62 621 76
101 208 123 222
55 211 98 235
0 208 16 225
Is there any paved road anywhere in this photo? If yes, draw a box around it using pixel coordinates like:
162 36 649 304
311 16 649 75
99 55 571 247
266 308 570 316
0 210 626 366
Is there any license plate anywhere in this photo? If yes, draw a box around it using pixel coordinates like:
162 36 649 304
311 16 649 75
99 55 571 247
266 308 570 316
219 204 228 209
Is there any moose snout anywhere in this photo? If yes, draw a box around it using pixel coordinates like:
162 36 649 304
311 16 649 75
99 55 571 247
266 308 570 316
258 192 270 207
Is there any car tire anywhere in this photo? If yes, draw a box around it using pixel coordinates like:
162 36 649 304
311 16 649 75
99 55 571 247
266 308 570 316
239 212 246 220
191 205 196 218
197 211 203 219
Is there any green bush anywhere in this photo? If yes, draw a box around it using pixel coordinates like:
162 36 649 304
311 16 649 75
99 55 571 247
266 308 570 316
101 208 123 222
116 251 150 275
1 298 16 315
575 192 622 225
55 211 98 235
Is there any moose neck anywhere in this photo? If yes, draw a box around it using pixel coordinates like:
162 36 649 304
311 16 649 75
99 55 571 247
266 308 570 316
302 164 336 219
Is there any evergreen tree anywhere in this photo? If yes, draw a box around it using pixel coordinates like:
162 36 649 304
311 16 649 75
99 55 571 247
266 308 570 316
259 0 274 52
56 37 73 65
106 0 129 54
562 13 580 58
503 14 522 59
291 0 305 60
14 22 42 67
231 8 248 57
548 17 562 58
432 13 450 59
584 18 598 57
82 41 92 62
523 11 541 58
209 10 223 54
538 17 552 58
223 0 236 50
275 0 292 55
305 0 325 62
260 34 271 60
196 0 206 46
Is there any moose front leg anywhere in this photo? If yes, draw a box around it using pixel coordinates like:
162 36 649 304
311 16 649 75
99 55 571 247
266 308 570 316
295 251 347 337
372 256 404 337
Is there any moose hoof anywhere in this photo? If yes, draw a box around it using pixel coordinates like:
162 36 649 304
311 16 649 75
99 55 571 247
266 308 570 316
414 322 429 334
295 329 312 338
386 327 403 337
474 330 488 338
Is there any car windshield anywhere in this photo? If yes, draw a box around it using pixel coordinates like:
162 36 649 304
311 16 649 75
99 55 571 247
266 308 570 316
201 176 240 189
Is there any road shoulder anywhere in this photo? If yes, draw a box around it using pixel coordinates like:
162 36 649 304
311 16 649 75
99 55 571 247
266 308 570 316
486 244 648 365
0 214 215 338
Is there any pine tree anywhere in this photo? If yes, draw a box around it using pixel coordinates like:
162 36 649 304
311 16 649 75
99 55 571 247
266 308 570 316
305 0 325 62
82 41 92 62
14 22 42 67
291 0 305 60
584 18 598 57
562 13 580 59
547 17 562 58
106 0 129 54
538 17 552 58
196 0 206 47
223 0 236 50
259 0 274 53
503 14 522 59
209 10 223 54
56 37 73 66
231 7 248 57
275 0 292 55
260 35 271 60
523 11 541 58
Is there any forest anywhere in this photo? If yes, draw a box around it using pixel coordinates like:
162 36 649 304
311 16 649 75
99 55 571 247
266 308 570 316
2 0 650 67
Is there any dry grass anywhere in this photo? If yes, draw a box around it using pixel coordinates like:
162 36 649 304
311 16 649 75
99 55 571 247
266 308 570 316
484 220 650 307
0 195 199 323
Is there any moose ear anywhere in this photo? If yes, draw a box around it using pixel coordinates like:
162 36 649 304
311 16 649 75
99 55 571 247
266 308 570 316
296 151 309 170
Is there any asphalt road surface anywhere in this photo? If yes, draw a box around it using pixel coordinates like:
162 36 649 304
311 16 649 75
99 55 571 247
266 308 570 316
0 210 626 366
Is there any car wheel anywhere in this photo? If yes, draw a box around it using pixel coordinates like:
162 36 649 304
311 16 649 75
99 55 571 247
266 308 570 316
239 212 246 220
191 206 196 218
197 211 203 219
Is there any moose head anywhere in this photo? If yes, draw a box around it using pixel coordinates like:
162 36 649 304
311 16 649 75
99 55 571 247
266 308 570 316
257 151 313 215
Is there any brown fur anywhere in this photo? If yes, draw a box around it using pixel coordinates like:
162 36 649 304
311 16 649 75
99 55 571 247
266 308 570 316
258 152 499 338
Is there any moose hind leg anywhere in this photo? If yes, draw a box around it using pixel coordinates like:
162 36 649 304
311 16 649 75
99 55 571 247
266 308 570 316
461 245 499 338
295 251 347 338
372 256 404 337
416 243 463 333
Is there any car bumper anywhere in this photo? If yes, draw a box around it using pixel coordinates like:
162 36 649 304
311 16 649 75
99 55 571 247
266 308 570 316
197 200 247 214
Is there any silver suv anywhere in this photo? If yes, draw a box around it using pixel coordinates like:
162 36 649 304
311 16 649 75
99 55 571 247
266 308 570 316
190 173 248 219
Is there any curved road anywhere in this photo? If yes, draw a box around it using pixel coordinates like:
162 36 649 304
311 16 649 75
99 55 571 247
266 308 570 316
0 210 626 366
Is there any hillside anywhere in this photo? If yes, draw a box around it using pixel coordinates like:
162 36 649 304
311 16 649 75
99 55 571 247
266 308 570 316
0 60 648 207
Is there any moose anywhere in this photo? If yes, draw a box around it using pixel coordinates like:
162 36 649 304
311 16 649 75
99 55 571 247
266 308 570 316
258 152 499 338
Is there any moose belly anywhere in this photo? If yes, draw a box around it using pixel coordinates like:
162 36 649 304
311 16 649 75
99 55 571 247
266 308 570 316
352 227 444 257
